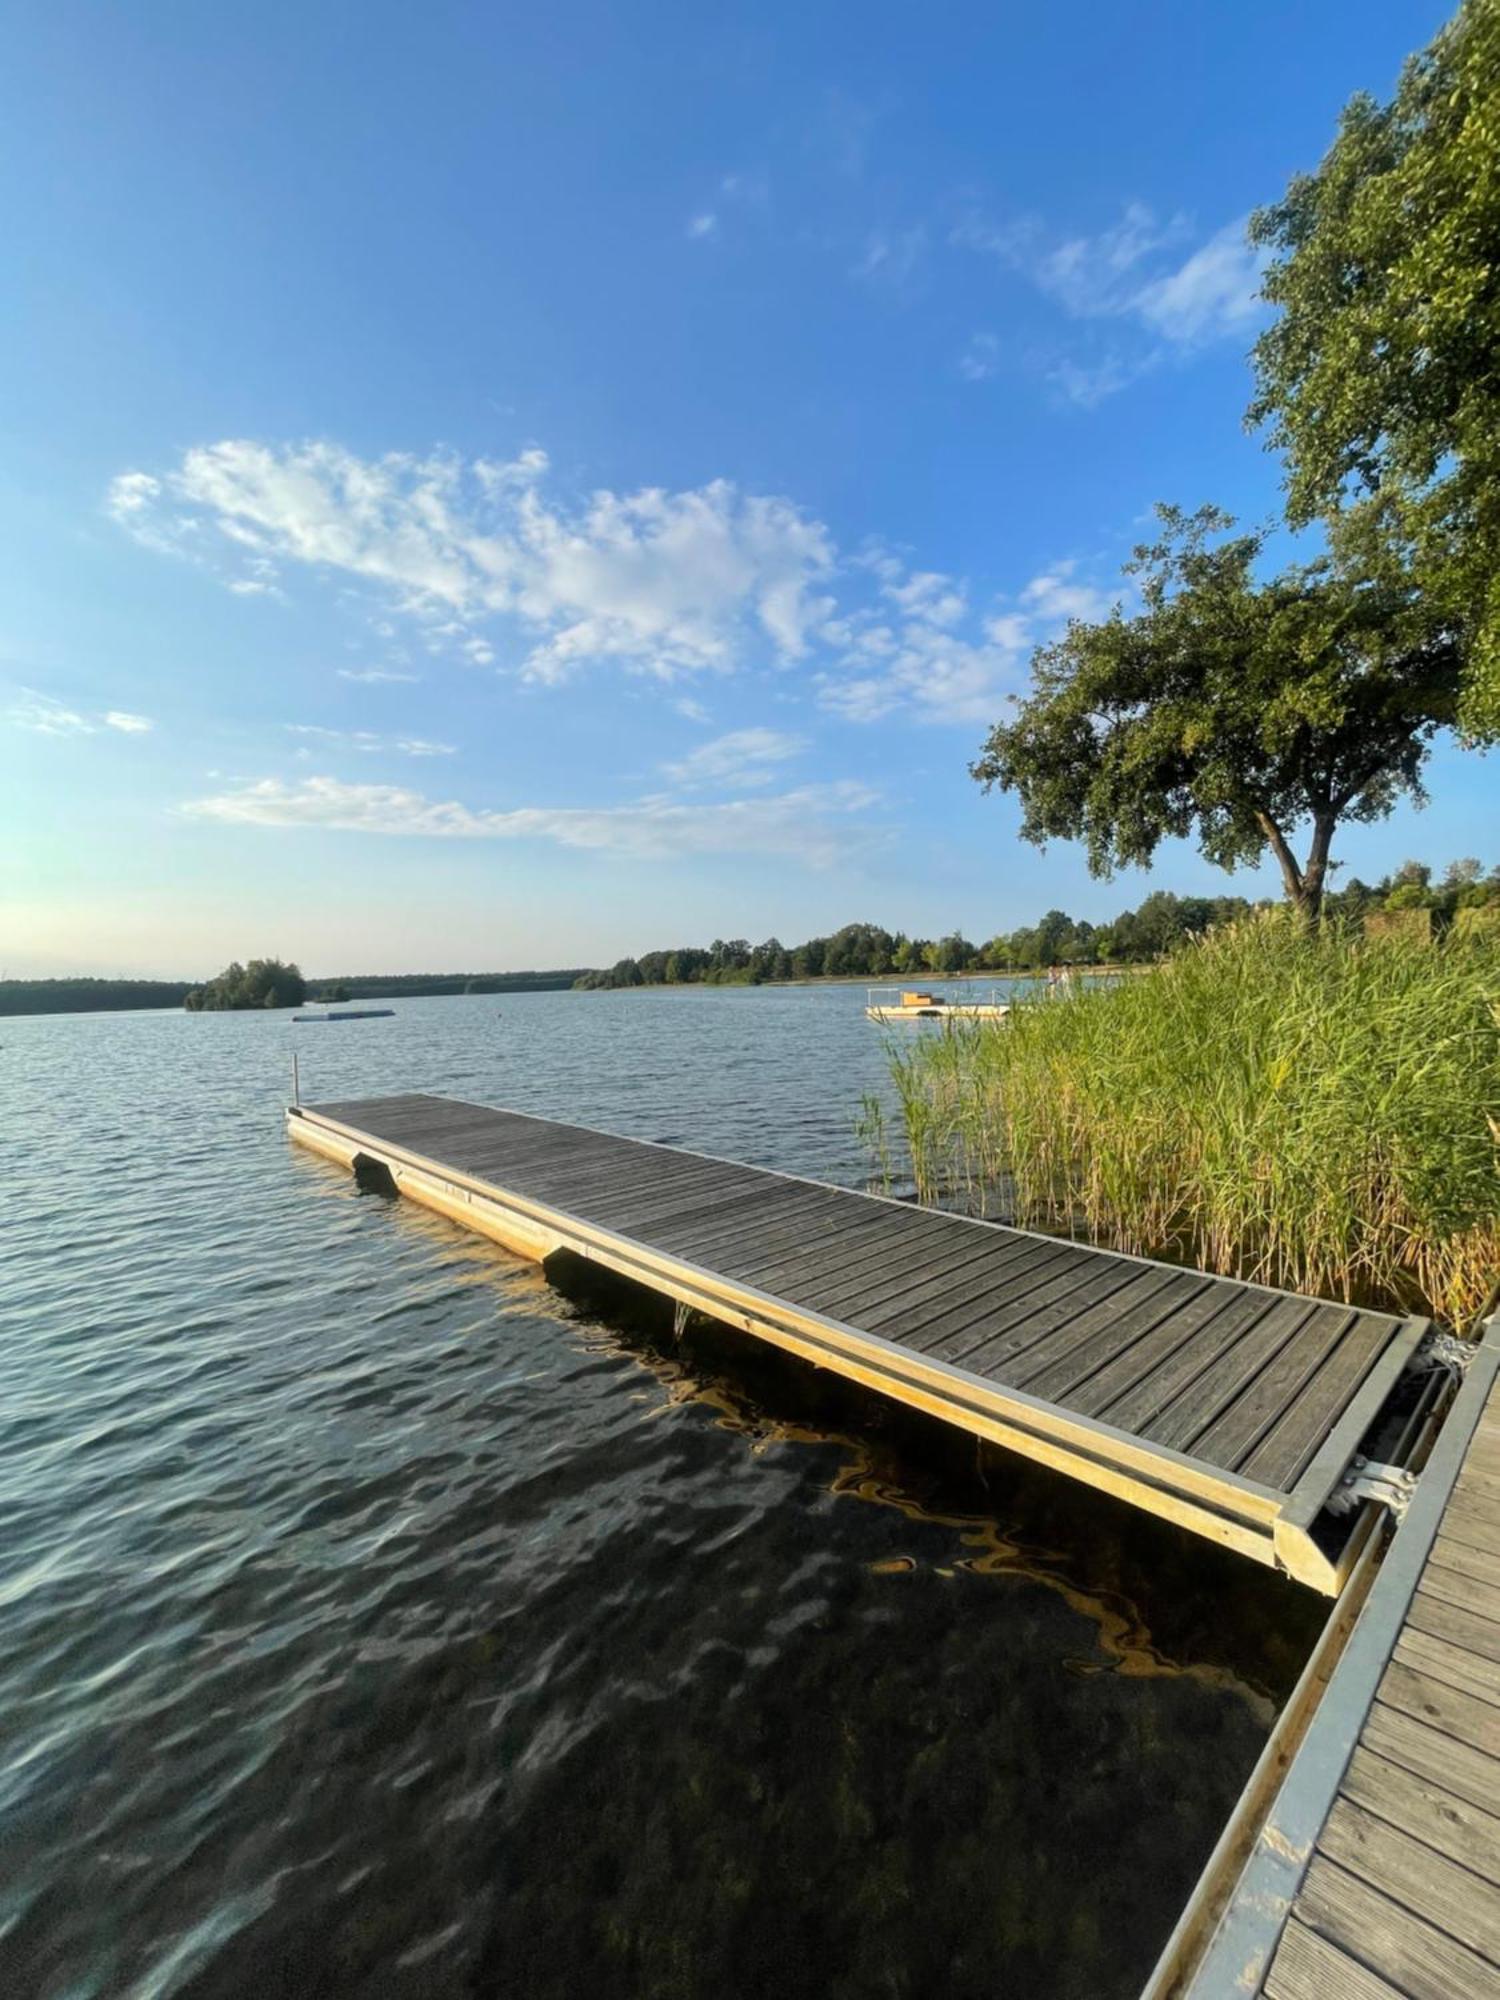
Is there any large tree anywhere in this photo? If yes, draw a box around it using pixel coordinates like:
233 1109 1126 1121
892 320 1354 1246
1248 0 1500 737
972 507 1461 920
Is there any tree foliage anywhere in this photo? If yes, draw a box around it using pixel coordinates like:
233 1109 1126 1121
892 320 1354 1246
184 958 307 1010
1249 0 1500 736
971 506 1461 917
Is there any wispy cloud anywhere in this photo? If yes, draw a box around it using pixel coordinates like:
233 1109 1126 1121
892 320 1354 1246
285 724 455 756
957 332 1001 382
111 441 837 685
5 690 155 736
660 727 806 789
337 667 421 684
112 433 1114 729
952 202 1268 400
686 212 718 240
852 225 927 293
181 773 879 864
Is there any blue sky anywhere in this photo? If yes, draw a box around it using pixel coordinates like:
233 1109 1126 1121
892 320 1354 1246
2 0 1486 978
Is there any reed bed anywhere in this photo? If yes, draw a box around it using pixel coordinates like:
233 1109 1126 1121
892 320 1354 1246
883 913 1500 1328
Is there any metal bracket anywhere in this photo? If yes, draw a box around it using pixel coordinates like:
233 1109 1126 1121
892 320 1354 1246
1325 1455 1419 1524
1407 1328 1478 1380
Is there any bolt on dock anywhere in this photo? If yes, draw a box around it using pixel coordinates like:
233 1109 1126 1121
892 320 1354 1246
287 1091 1431 1595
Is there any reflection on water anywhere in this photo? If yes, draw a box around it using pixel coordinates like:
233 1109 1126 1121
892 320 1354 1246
0 992 1323 1998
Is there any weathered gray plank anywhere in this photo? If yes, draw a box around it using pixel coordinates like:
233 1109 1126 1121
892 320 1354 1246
1319 1794 1500 1965
930 1254 1159 1371
1377 1659 1500 1754
1393 1627 1500 1710
868 1240 1081 1348
1340 1743 1500 1886
1241 1318 1393 1491
1406 1592 1500 1668
1017 1273 1236 1411
1090 1285 1279 1433
1004 1269 1211 1401
1296 1855 1500 2000
1428 1534 1500 1593
1142 1295 1316 1460
1264 1919 1406 2000
1190 1304 1357 1475
1364 1699 1500 1819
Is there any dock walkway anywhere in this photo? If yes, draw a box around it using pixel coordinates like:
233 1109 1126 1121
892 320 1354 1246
288 1093 1425 1593
1175 1323 1500 1999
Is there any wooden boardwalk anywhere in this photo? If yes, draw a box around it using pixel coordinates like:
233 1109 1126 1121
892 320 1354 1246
287 1093 1428 1594
1169 1323 1500 1999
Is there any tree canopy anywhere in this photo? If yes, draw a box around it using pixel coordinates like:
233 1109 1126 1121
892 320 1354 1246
1249 0 1500 737
971 506 1462 918
184 958 307 1010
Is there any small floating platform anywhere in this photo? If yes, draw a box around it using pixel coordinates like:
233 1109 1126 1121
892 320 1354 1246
291 1008 395 1022
865 986 1011 1022
286 1092 1428 1594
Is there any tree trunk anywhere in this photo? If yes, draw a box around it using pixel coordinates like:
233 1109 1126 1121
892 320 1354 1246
1299 812 1338 923
1256 808 1337 922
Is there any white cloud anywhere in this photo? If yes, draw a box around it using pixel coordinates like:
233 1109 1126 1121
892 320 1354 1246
660 727 806 789
853 226 927 291
113 441 837 685
952 203 1267 396
687 212 718 240
673 695 712 724
1134 220 1268 344
286 724 455 756
5 691 155 737
1020 561 1117 625
337 667 421 684
181 773 879 864
958 332 1000 382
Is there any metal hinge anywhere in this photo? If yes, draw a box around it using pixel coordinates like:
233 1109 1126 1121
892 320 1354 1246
1407 1329 1479 1380
1326 1455 1420 1524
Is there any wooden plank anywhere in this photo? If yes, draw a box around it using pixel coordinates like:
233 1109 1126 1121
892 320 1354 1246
1419 1559 1500 1628
802 1230 1038 1324
1241 1318 1396 1491
1319 1794 1500 1965
1190 1304 1357 1477
928 1254 1162 1371
1405 1592 1500 1667
1264 1919 1406 2000
1296 1855 1500 2000
1092 1286 1281 1433
1004 1270 1214 1401
1394 1627 1500 1710
1340 1742 1500 1885
1142 1295 1317 1460
1016 1273 1236 1410
1364 1699 1500 1819
1428 1533 1500 1593
1377 1660 1500 1756
860 1234 1080 1333
870 1239 1083 1349
1438 1497 1500 1561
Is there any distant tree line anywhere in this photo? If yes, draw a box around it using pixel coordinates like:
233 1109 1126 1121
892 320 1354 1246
574 859 1500 989
0 977 194 1017
316 970 590 998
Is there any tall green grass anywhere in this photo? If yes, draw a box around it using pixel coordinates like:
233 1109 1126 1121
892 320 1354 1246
884 914 1500 1328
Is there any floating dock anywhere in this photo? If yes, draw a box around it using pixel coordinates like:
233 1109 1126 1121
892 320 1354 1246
292 1008 395 1022
865 986 1011 1022
1158 1320 1500 1999
286 1092 1429 1594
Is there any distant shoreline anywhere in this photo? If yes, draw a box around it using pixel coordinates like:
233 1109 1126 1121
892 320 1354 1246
0 963 1153 1020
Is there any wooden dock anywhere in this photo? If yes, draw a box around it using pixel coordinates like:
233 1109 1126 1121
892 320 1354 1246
1163 1321 1500 1999
287 1092 1428 1594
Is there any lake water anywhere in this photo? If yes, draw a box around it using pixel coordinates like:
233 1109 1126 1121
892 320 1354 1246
1 987 1325 1999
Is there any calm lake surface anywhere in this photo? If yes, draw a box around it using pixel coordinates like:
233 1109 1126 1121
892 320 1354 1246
1 987 1326 1999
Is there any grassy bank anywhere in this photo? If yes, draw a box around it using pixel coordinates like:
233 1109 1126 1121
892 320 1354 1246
879 914 1500 1328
